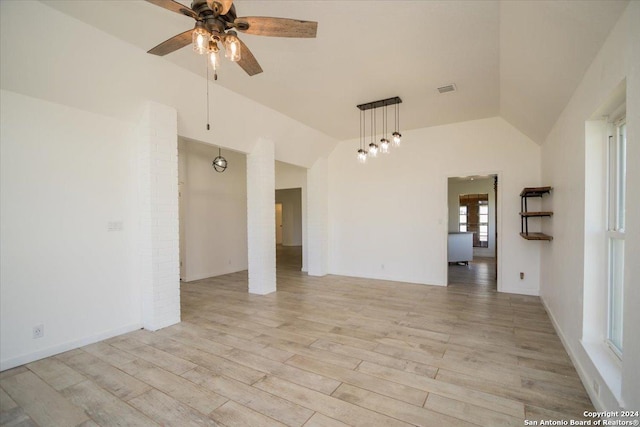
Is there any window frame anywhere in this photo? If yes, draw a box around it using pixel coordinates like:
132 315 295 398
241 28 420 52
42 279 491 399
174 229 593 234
459 194 489 248
605 117 626 359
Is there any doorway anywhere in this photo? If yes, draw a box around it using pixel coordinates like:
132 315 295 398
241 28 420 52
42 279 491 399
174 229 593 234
447 175 498 289
275 203 283 245
274 188 303 271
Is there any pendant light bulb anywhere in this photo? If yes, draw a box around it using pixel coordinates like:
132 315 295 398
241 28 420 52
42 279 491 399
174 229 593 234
368 142 379 157
380 138 390 153
357 149 368 163
224 32 241 62
392 102 402 146
208 41 219 69
192 23 209 55
392 131 402 147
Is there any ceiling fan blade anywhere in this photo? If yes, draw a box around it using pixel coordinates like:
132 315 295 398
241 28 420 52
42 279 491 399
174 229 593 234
236 38 263 76
235 17 318 38
205 0 233 16
145 0 198 19
148 29 193 56
219 0 234 15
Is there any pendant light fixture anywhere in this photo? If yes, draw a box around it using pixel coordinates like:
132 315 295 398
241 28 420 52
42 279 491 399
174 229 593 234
213 146 228 172
392 101 402 147
356 96 402 163
380 105 390 154
357 109 368 163
368 107 379 157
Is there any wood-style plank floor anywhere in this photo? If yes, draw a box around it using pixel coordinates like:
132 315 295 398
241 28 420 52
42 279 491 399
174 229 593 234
0 246 593 426
448 257 497 289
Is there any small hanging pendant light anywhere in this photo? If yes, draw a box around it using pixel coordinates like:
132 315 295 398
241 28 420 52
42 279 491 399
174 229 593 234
213 147 228 172
368 108 379 157
392 102 402 147
357 109 368 163
380 105 390 154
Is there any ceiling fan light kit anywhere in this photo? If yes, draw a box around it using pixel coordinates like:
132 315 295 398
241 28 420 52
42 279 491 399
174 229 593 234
145 0 317 77
357 97 403 164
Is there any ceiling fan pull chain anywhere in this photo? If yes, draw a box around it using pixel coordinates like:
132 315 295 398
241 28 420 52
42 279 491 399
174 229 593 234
206 57 211 131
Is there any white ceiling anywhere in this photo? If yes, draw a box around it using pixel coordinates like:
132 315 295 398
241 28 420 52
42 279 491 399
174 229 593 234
43 0 628 143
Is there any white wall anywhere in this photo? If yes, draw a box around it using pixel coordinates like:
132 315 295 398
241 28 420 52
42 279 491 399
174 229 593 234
178 140 248 282
0 90 142 369
447 178 496 257
0 0 336 369
328 117 541 294
540 2 640 411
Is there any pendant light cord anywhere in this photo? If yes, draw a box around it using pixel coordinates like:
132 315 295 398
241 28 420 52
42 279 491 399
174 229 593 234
370 108 373 144
359 109 363 150
384 105 387 137
374 107 377 142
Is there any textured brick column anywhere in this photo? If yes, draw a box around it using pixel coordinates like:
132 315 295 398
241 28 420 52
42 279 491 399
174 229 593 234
307 157 329 276
246 140 276 295
138 101 180 330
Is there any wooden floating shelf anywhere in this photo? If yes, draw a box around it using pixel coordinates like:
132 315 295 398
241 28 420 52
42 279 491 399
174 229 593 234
520 186 553 241
520 232 553 241
520 186 552 197
519 211 554 217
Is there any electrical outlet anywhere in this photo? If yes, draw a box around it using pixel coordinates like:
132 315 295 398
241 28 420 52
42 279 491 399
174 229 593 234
520 272 525 280
33 324 44 339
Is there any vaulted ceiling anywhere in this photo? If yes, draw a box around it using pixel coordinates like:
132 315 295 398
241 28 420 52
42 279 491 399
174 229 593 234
43 0 628 144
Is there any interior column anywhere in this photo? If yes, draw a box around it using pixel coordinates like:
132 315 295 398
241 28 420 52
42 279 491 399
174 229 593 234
138 101 180 330
307 157 329 276
246 140 277 294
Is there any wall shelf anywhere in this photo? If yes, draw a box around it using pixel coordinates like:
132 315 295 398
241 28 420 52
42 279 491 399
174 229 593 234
520 187 553 241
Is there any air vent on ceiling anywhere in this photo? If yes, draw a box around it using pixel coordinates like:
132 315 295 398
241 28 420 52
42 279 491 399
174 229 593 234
437 84 457 94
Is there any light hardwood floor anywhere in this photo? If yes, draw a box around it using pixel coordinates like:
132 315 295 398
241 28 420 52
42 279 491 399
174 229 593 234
448 257 497 290
0 247 593 426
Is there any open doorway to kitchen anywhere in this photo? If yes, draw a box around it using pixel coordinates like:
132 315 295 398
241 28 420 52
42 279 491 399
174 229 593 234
275 188 303 271
447 175 498 290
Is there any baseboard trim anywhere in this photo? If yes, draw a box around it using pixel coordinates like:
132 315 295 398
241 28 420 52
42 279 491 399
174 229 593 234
0 322 142 371
539 295 607 411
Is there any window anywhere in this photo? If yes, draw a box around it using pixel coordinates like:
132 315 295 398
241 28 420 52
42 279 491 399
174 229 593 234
459 206 467 232
459 194 489 248
607 118 626 357
479 202 489 245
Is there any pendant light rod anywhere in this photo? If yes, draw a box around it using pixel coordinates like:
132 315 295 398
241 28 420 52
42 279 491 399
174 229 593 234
357 96 402 111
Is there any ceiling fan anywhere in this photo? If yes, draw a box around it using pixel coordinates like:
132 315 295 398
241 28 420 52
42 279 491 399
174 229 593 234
145 0 318 77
